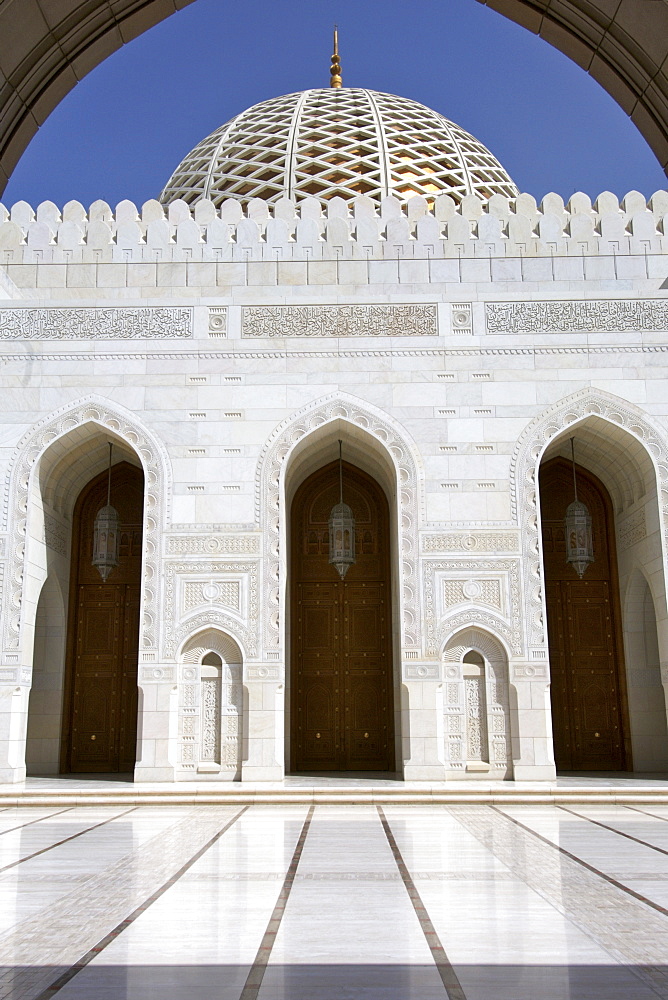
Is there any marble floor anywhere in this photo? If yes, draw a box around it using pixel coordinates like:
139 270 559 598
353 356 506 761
0 802 667 999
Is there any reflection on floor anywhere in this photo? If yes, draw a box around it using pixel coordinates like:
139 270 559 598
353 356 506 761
1 801 668 999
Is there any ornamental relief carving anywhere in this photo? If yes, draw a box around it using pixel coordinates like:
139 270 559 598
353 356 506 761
510 388 668 648
2 398 170 652
441 628 511 772
0 307 193 340
43 513 68 556
617 508 647 550
256 394 424 655
443 578 502 611
162 560 259 658
423 560 522 656
183 580 241 614
242 304 438 338
422 532 519 553
486 300 668 335
166 534 259 555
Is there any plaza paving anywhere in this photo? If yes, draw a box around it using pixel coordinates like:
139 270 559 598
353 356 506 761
1 792 668 999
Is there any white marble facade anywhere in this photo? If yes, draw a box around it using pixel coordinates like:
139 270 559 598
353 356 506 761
0 187 668 784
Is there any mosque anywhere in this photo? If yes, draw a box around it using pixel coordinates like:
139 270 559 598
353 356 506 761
0 34 667 786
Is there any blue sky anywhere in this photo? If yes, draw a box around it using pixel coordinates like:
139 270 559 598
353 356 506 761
3 0 666 208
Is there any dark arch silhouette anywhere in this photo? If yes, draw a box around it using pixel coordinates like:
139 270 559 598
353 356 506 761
0 0 665 195
475 0 667 175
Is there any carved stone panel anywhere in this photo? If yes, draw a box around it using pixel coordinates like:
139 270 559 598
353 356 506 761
242 304 438 338
424 560 522 656
0 307 193 339
163 561 259 658
486 300 668 335
422 532 519 554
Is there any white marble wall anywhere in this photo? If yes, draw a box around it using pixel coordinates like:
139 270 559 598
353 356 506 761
0 193 667 783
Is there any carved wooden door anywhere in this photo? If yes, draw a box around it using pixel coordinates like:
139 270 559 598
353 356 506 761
62 462 143 773
540 458 630 771
291 461 395 771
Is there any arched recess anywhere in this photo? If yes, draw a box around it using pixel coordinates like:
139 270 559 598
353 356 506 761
442 627 513 778
25 575 65 774
513 388 668 770
0 0 666 194
511 388 668 652
257 393 424 657
258 394 424 774
179 628 243 779
2 396 171 660
623 570 668 771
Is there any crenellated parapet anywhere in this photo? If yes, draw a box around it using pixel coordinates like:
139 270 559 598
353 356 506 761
0 191 667 264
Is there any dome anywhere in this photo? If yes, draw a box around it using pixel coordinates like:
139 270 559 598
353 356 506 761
160 88 518 208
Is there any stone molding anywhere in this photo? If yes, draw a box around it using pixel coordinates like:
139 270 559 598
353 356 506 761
3 345 668 366
0 307 193 339
241 304 438 338
2 397 171 653
486 300 668 335
256 393 424 655
510 388 668 648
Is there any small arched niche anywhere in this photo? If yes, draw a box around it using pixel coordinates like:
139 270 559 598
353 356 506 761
442 628 513 779
180 629 243 780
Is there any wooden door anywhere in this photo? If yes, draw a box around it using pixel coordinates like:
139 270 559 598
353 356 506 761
291 461 395 771
61 462 143 773
540 458 630 771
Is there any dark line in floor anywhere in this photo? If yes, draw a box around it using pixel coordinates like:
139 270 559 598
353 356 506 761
626 804 668 823
377 805 467 1000
0 807 73 838
0 807 137 873
33 805 249 999
492 805 668 918
558 804 668 857
239 805 315 1000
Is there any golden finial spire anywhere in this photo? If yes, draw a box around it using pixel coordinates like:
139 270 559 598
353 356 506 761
330 26 342 88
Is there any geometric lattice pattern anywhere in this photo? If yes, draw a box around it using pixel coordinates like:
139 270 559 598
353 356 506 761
160 88 518 208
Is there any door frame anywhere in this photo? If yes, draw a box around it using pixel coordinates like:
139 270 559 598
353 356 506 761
540 456 633 771
60 460 144 774
289 459 396 772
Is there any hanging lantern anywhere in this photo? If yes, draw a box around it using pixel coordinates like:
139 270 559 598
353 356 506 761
564 437 594 579
329 440 356 580
92 442 120 582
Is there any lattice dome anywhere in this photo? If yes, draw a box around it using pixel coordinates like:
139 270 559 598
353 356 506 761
160 88 518 207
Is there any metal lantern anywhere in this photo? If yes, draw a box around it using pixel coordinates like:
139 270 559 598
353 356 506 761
564 437 594 579
92 442 120 582
329 440 356 580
